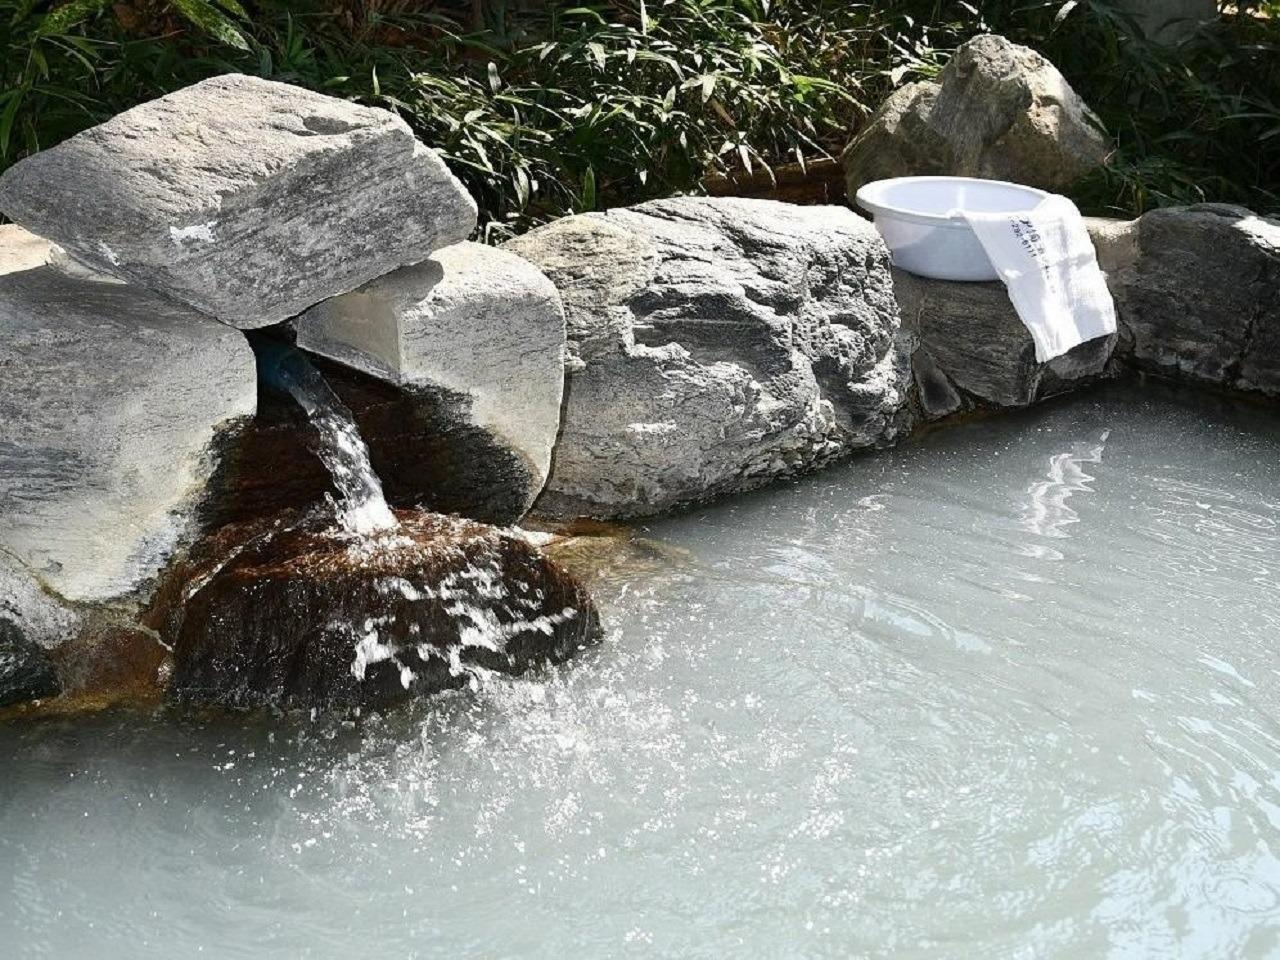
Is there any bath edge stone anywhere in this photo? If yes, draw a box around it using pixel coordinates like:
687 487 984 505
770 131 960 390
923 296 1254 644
893 267 1116 413
1097 204 1280 396
0 250 258 603
295 241 567 514
0 74 478 328
505 195 911 520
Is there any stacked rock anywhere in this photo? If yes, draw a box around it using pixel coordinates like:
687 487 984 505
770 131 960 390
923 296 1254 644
0 74 584 710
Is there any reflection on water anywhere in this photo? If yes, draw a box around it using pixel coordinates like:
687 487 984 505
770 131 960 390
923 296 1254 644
1020 428 1109 544
4 383 1280 959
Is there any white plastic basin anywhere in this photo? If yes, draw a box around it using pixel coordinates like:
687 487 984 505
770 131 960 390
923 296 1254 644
855 176 1049 282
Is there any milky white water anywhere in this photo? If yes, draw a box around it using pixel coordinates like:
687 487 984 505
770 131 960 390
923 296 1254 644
5 383 1280 958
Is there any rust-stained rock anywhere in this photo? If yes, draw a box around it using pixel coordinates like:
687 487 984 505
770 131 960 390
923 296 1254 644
152 507 602 711
50 618 170 705
207 357 535 528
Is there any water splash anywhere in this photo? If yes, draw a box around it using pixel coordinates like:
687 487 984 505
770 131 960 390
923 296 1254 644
254 338 398 537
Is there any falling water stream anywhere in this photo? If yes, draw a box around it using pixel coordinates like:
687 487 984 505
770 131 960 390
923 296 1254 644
4 382 1280 958
253 337 397 536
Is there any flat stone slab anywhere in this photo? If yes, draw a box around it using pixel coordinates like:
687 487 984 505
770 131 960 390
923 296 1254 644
893 267 1116 414
0 228 257 601
296 241 566 514
0 74 477 328
505 196 911 520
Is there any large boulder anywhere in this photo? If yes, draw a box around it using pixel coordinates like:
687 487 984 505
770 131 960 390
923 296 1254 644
1091 204 1280 395
153 507 601 711
295 242 565 516
0 74 477 328
894 268 1116 415
504 196 911 520
0 227 257 601
843 35 1110 197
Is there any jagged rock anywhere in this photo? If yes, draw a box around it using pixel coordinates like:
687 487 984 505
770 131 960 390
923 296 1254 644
1093 204 1280 395
153 507 601 711
504 196 911 519
0 240 257 602
843 35 1110 197
0 553 75 708
295 242 565 515
893 268 1116 413
0 74 477 328
1114 0 1217 44
0 620 59 708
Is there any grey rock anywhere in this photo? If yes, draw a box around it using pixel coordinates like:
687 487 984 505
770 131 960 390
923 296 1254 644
0 228 257 602
0 620 59 708
1095 204 1280 394
0 551 81 651
0 74 477 328
296 242 565 515
505 196 910 519
0 552 75 708
844 35 1110 197
893 267 1115 412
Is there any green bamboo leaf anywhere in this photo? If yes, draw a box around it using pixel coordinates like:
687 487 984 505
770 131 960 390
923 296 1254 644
580 165 596 211
35 0 112 38
169 0 250 50
0 88 27 160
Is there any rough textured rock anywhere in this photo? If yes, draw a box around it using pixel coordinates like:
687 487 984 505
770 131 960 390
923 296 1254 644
893 268 1116 414
153 507 601 711
296 242 565 514
0 245 257 601
843 35 1110 197
0 74 477 328
0 553 74 707
504 196 911 520
1115 0 1217 43
0 619 59 708
1092 204 1280 395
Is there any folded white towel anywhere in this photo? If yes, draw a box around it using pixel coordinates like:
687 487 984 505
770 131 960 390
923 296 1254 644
961 194 1117 363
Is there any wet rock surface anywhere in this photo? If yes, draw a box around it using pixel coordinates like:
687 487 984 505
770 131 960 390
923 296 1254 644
843 35 1109 197
0 74 477 328
0 237 257 602
505 196 911 520
296 241 566 514
153 508 602 711
0 619 59 708
1092 204 1280 396
894 268 1117 415
210 359 539 527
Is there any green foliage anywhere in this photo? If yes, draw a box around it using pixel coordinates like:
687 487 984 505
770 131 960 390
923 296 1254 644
949 1 1280 215
0 0 1277 236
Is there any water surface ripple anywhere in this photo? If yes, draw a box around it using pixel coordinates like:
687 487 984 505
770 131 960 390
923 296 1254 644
4 383 1280 958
